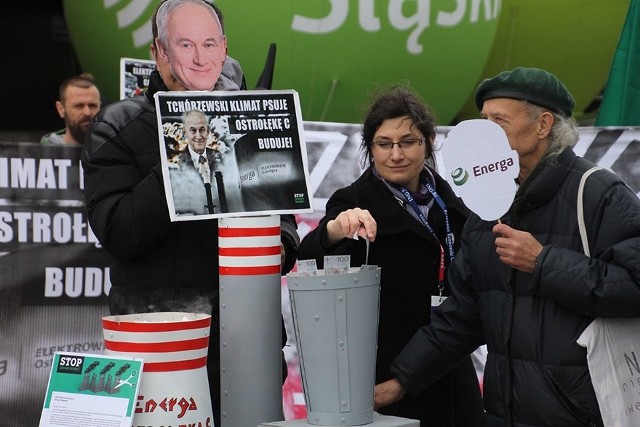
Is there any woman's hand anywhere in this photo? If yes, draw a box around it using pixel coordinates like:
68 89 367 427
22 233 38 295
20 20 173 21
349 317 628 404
326 208 377 244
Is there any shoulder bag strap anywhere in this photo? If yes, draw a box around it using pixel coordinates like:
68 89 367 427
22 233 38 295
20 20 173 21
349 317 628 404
577 166 604 256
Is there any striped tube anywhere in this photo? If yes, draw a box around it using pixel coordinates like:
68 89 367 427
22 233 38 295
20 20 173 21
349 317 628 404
218 215 281 276
218 215 284 426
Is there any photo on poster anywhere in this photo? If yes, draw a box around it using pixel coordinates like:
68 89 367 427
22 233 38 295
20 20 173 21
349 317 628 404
119 57 156 100
154 90 313 221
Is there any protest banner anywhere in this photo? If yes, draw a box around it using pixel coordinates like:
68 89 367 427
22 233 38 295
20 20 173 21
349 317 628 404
2 125 640 426
154 90 313 220
119 57 156 100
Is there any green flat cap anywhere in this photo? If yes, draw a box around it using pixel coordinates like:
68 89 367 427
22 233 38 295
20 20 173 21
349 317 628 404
475 67 575 116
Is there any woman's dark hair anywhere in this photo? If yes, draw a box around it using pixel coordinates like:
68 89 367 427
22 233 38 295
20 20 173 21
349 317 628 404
359 84 436 168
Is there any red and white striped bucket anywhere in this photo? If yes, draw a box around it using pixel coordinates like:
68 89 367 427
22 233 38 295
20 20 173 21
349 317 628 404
102 312 214 427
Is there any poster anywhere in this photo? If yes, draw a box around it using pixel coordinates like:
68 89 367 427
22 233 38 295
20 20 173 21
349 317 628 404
39 352 143 427
154 90 313 221
119 57 156 100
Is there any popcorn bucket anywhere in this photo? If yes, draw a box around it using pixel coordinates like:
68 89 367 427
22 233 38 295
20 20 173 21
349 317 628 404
102 312 214 427
286 267 381 425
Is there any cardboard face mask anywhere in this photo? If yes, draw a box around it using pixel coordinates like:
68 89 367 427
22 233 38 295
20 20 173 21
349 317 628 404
442 119 518 221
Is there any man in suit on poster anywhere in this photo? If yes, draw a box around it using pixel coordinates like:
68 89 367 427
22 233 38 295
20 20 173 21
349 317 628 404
173 108 224 214
170 107 247 215
178 109 218 182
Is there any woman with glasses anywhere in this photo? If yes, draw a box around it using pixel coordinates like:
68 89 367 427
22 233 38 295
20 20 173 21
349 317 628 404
297 85 483 426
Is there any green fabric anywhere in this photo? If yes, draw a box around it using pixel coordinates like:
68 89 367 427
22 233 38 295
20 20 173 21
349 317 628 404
595 0 640 126
475 67 575 117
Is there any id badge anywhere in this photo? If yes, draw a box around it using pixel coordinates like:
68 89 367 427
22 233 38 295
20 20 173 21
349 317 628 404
431 295 447 307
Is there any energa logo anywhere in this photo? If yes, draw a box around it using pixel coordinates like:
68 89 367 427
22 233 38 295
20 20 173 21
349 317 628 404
451 167 469 186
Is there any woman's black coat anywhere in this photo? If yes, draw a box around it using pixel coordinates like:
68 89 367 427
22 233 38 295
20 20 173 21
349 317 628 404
298 166 483 426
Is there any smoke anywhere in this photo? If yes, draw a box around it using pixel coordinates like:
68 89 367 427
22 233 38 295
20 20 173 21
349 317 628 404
166 295 213 316
99 361 115 375
84 360 100 373
115 363 131 376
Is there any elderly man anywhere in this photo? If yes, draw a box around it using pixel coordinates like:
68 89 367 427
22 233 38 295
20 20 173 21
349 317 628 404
81 1 298 425
179 109 216 179
171 108 242 215
374 67 640 426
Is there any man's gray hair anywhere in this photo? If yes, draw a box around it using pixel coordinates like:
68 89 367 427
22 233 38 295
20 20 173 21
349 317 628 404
156 0 223 47
525 102 579 157
182 109 209 126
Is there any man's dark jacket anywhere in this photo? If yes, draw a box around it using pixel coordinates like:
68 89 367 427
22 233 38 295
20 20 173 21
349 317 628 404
392 148 640 426
82 71 299 426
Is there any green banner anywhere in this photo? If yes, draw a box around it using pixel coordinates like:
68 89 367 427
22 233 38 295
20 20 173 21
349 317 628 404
596 0 640 126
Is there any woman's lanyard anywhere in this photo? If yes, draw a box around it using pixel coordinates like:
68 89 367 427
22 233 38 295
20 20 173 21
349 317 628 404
398 179 455 297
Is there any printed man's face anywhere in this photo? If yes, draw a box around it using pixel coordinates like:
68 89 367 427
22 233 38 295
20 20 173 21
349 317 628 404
159 2 227 91
184 113 210 154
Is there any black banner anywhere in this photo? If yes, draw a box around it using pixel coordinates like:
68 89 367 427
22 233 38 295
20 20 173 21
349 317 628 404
2 126 640 426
